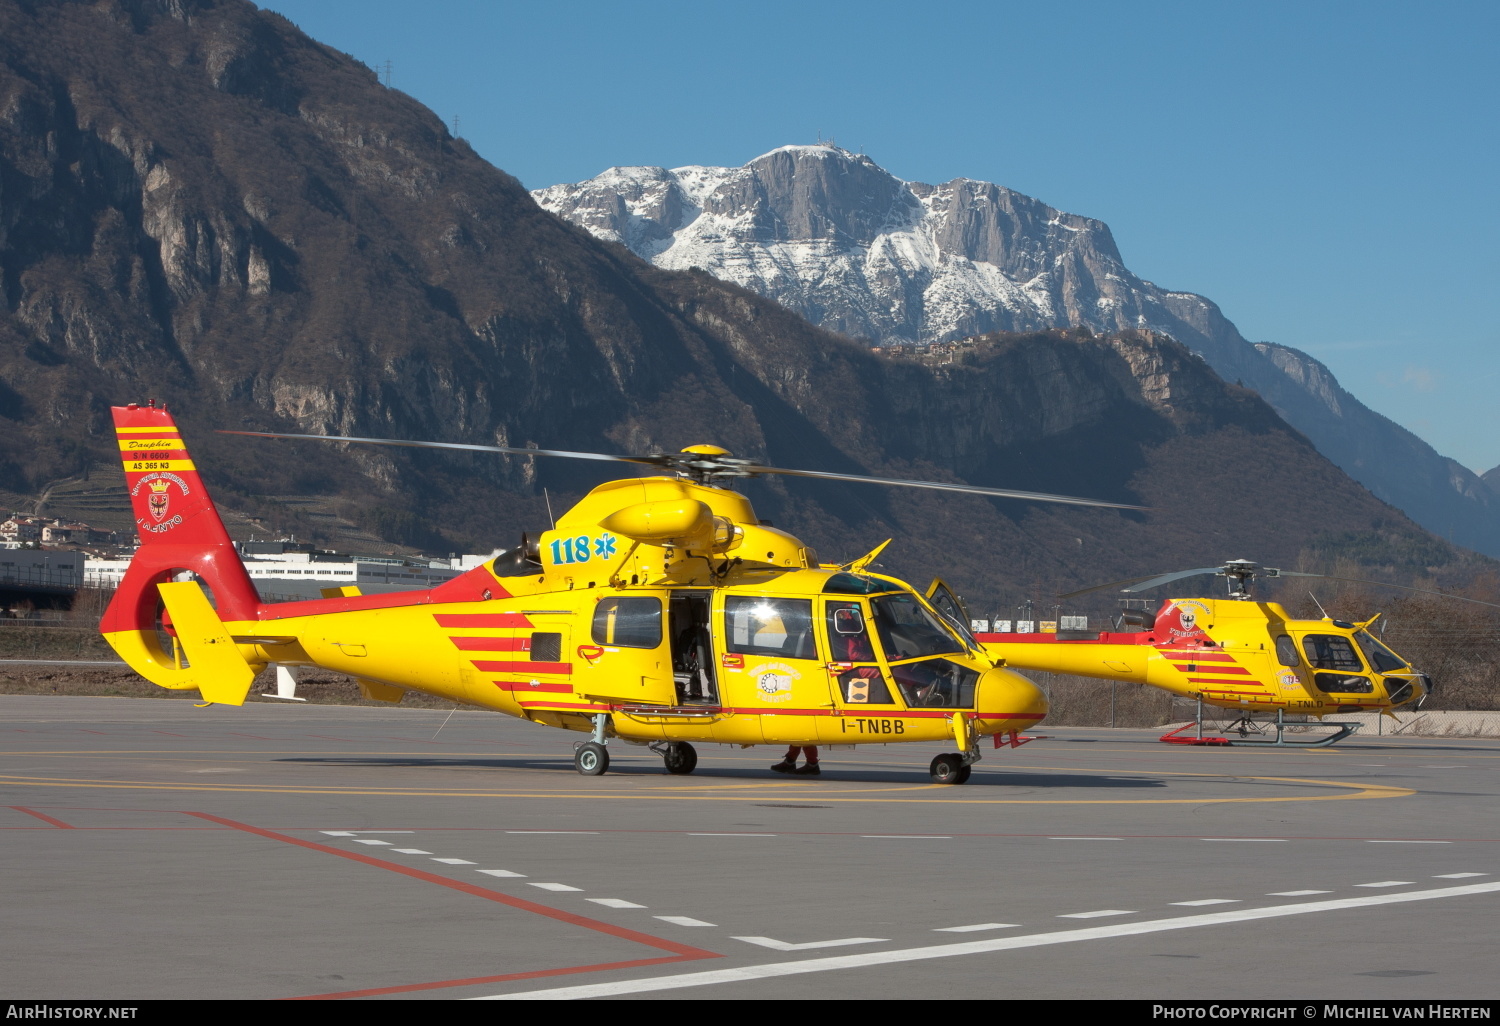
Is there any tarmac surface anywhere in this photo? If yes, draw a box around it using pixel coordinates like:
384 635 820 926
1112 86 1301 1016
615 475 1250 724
1 693 1497 1001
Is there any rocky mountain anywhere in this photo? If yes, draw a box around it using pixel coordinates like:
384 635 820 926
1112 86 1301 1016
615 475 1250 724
0 0 1485 615
536 147 1500 559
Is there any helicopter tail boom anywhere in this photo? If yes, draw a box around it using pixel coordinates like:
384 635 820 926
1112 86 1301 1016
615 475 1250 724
99 403 265 700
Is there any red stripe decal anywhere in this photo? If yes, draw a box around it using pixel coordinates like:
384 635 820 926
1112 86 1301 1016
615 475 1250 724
518 701 613 711
1187 677 1267 686
1170 665 1252 675
1162 652 1235 661
496 681 573 694
435 613 534 629
471 659 572 675
451 636 529 651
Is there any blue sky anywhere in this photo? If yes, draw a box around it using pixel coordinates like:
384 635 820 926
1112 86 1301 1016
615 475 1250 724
263 0 1500 474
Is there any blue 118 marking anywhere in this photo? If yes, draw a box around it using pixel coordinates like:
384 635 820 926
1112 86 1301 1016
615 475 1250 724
550 533 617 565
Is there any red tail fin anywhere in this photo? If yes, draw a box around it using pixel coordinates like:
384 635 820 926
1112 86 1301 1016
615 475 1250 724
99 403 261 635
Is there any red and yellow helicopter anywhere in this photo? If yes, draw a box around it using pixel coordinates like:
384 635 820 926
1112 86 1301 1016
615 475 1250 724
100 402 1142 783
973 559 1489 747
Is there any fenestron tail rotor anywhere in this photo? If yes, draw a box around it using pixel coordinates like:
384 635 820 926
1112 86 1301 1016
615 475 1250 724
219 431 1148 511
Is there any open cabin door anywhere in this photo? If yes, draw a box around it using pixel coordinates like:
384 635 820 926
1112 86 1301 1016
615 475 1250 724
925 578 978 644
576 596 678 706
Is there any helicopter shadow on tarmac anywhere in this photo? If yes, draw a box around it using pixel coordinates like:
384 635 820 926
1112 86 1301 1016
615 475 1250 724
272 755 1169 789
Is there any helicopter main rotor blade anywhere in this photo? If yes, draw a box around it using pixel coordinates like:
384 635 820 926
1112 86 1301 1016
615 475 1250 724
1056 572 1189 602
1115 567 1228 594
221 430 1145 510
749 464 1148 510
1272 571 1500 611
218 430 668 468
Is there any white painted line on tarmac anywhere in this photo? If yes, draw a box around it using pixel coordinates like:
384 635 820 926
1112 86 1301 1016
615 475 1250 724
1268 890 1330 896
1355 881 1414 888
733 936 888 951
478 880 1500 1000
654 916 715 927
1434 873 1486 879
507 830 600 835
1171 899 1239 907
1202 838 1286 842
476 870 526 878
1058 909 1135 919
320 831 355 836
391 849 433 855
432 858 476 865
861 835 951 839
588 898 647 909
689 833 777 837
1367 840 1450 844
528 882 583 892
352 839 392 845
933 923 1020 933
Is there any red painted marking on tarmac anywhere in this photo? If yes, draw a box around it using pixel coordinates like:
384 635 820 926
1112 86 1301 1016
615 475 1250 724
291 954 706 1000
10 806 74 828
187 813 723 962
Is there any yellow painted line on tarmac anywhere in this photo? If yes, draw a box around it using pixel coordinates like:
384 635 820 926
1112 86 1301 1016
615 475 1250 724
0 770 1414 804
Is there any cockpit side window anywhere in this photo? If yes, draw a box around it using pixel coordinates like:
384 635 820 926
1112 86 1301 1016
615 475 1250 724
1301 634 1364 672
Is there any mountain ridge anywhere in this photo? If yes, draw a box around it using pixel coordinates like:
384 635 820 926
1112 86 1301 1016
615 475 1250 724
535 146 1500 558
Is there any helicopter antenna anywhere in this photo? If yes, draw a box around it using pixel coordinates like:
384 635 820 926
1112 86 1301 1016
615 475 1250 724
543 487 556 530
1308 591 1329 619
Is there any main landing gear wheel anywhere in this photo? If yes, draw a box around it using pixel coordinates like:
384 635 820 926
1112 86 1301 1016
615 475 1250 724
575 742 609 776
929 753 968 784
663 741 698 775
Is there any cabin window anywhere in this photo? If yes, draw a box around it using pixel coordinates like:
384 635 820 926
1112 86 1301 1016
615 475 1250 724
591 597 662 649
724 597 817 660
869 593 964 660
1274 635 1300 667
823 572 898 595
1355 630 1406 673
1301 634 1364 672
529 632 563 662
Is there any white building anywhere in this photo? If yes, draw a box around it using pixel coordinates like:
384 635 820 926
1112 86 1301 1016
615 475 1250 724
84 548 494 600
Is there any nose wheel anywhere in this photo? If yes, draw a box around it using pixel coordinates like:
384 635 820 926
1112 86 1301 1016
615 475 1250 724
929 753 973 784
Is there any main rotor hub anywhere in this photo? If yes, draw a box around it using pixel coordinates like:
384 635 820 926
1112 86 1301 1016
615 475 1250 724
659 445 758 486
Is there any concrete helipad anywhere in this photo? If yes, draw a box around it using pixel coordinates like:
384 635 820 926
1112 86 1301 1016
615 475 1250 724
1 695 1496 999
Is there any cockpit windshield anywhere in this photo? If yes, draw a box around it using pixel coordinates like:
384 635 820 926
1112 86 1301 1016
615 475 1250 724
869 593 965 660
1354 630 1407 674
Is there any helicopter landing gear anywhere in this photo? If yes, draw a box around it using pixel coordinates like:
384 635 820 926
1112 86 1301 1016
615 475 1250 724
929 753 973 784
574 742 609 775
651 740 698 775
573 713 613 775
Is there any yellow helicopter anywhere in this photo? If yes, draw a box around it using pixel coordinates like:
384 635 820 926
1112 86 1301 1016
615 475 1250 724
973 559 1496 747
99 402 1142 783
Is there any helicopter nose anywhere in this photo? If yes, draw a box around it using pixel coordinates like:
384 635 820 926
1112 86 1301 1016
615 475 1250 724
972 667 1049 737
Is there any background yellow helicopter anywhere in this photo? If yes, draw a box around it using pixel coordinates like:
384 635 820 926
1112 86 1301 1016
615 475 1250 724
973 559 1500 746
101 402 1142 783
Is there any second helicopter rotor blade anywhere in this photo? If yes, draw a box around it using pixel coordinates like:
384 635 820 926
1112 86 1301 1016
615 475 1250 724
218 430 668 467
749 464 1148 510
1057 573 1182 602
1272 571 1500 610
1114 567 1227 594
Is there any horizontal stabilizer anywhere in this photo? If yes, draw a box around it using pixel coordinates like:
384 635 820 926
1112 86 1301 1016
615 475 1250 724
156 581 256 706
